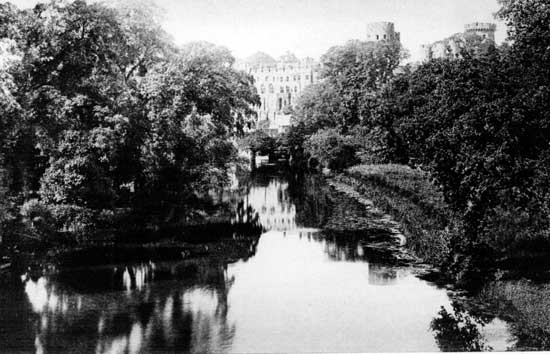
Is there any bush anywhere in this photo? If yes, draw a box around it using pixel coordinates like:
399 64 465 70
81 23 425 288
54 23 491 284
304 128 358 171
20 199 55 238
49 204 96 235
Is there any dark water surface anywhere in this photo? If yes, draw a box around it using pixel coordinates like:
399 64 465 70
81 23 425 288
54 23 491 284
0 170 547 353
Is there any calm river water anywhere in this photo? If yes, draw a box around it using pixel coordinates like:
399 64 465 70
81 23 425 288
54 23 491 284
1 169 546 353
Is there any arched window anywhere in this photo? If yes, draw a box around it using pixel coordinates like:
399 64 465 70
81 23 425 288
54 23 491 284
285 86 290 93
260 85 265 94
376 34 379 40
280 87 284 93
294 86 298 93
269 84 274 93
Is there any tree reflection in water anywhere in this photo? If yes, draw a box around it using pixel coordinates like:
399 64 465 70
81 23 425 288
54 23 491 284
20 259 238 354
430 302 491 352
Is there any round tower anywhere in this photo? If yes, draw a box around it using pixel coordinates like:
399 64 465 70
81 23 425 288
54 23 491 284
366 22 400 42
464 22 496 41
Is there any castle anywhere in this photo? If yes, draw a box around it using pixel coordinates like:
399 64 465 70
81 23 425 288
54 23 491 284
238 52 320 133
366 22 401 42
420 22 496 61
240 22 401 133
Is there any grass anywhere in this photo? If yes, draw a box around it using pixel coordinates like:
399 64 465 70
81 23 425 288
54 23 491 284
337 163 459 266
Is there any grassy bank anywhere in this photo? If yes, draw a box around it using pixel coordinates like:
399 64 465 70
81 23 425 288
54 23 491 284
333 164 458 266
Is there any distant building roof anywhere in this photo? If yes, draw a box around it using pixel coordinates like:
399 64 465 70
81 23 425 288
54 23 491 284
246 52 277 67
278 51 299 63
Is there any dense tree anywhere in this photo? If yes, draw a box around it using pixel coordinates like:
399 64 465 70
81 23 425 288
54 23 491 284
366 0 550 263
320 39 405 130
289 39 405 166
0 1 259 240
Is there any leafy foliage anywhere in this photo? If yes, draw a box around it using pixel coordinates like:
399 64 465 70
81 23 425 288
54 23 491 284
304 128 358 171
288 39 404 167
0 1 259 242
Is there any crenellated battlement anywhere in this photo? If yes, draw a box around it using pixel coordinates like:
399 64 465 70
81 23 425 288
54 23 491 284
465 22 497 33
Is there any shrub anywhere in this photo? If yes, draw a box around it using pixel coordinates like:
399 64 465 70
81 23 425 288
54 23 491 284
49 204 96 235
304 128 358 171
20 199 55 238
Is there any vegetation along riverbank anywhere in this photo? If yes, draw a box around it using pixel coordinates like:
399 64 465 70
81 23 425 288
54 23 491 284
281 0 550 291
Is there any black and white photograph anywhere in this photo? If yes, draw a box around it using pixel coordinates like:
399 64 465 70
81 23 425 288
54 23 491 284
1 0 549 352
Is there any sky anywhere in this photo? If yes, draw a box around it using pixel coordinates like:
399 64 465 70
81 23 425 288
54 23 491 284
10 0 508 62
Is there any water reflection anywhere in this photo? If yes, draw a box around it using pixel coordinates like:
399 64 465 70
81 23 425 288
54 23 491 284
241 179 296 231
0 171 533 352
20 260 236 354
431 302 492 352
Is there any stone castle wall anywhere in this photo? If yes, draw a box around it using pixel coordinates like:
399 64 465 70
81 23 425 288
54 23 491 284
420 22 496 61
366 22 400 42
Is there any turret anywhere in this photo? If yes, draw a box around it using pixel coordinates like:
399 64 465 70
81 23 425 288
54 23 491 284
366 22 400 42
464 22 496 41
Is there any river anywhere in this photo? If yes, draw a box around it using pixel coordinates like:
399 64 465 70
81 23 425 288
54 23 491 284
0 168 548 353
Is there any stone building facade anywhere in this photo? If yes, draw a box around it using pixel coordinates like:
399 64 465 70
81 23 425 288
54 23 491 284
366 22 401 42
420 22 496 61
238 52 320 133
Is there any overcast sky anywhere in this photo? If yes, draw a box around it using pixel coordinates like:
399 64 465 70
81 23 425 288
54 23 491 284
11 0 508 62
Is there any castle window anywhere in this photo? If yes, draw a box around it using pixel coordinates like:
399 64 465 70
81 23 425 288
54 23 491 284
376 35 379 40
269 84 274 93
294 86 298 93
260 85 265 94
280 87 284 93
278 98 282 110
286 86 290 93
383 34 387 39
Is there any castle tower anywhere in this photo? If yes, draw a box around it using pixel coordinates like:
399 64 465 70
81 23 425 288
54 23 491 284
366 22 400 42
464 22 496 41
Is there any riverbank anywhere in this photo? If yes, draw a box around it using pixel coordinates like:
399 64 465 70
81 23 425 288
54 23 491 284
331 164 456 267
330 164 550 289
